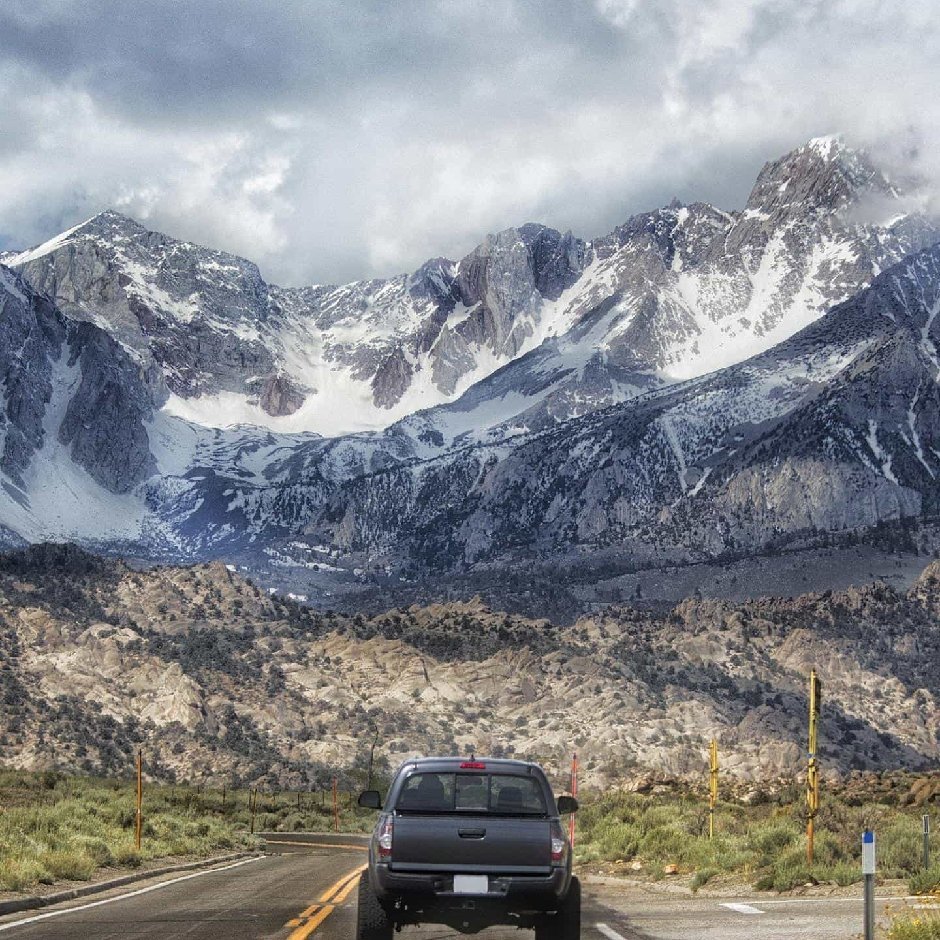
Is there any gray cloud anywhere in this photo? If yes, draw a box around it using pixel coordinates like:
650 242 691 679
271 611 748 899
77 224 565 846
0 0 937 285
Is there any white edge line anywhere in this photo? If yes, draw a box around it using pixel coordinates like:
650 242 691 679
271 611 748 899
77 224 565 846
596 923 629 940
0 856 265 933
752 895 920 906
721 902 764 914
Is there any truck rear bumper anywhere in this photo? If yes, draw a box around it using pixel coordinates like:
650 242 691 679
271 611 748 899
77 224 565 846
372 863 570 908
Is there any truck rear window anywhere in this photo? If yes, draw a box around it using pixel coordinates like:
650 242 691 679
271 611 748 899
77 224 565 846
395 773 547 815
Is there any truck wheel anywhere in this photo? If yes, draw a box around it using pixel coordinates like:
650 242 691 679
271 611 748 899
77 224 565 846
356 871 393 940
535 876 581 940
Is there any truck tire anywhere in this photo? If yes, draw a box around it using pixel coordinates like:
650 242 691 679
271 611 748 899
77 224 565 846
535 876 581 940
356 871 393 940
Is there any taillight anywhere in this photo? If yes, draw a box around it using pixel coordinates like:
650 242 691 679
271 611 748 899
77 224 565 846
377 817 393 858
550 819 568 865
460 761 486 769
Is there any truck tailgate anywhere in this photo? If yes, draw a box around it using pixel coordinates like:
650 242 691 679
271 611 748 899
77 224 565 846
391 815 552 872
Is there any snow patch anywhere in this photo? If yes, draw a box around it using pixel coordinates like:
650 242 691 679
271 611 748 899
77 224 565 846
866 420 898 484
0 353 148 542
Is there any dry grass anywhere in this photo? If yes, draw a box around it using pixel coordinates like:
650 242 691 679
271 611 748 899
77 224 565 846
575 784 937 893
0 769 257 893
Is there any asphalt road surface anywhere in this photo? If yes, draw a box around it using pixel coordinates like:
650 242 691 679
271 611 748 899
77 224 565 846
0 833 926 939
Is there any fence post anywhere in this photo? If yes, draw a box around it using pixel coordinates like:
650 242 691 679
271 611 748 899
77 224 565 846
333 778 339 832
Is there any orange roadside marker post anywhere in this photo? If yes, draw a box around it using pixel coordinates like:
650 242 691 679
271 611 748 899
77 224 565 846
807 670 821 864
709 739 719 839
568 753 578 849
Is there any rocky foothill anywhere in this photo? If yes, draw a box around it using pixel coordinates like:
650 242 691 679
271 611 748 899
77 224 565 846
0 544 936 791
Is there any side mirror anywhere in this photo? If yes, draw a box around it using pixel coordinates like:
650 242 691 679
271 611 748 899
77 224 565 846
557 796 578 815
358 790 383 809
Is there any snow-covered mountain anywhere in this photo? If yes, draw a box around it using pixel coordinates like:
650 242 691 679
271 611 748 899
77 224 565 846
303 240 940 571
0 263 161 547
4 213 587 435
389 137 938 448
5 137 934 444
3 135 940 609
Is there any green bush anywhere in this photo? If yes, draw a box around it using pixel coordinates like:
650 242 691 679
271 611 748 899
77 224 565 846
574 784 935 894
0 771 260 893
888 912 940 940
0 857 51 892
113 846 142 867
749 823 797 861
639 825 687 859
691 868 718 892
910 867 940 897
40 850 96 882
880 820 925 874
72 836 113 866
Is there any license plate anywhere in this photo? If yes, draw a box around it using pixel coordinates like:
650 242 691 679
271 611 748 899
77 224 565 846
453 875 488 895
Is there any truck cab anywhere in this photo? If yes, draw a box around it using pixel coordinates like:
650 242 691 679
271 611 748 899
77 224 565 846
356 756 580 938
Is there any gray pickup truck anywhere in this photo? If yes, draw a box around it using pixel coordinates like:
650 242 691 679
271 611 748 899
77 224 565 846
356 756 580 938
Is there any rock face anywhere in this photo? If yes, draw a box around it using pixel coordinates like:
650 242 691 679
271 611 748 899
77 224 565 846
0 267 66 485
58 322 157 492
0 265 159 536
256 373 304 417
1 545 937 786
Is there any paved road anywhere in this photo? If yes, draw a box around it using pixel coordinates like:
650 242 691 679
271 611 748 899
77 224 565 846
0 833 926 939
588 880 923 940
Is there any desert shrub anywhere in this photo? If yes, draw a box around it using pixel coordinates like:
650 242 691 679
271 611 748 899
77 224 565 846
910 868 940 897
691 868 718 892
887 912 940 940
40 849 96 881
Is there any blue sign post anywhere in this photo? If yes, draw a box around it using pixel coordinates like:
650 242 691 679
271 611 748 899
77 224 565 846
862 830 875 940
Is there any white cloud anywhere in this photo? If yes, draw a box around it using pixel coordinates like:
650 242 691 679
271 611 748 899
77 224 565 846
0 0 938 286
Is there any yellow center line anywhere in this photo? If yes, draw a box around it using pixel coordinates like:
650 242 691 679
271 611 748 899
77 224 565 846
318 864 366 904
331 873 361 906
265 839 368 851
284 863 367 932
287 903 334 939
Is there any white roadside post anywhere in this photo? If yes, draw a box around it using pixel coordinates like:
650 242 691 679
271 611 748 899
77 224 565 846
925 815 931 872
862 830 876 940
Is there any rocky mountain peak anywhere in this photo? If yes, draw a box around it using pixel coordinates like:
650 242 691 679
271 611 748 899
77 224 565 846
745 135 899 224
598 199 732 272
74 208 148 237
454 223 586 320
407 256 457 303
4 209 148 268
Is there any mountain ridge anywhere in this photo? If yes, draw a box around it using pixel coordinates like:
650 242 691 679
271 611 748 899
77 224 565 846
5 136 934 441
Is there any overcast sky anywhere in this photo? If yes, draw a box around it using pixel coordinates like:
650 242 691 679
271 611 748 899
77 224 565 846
0 0 936 285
